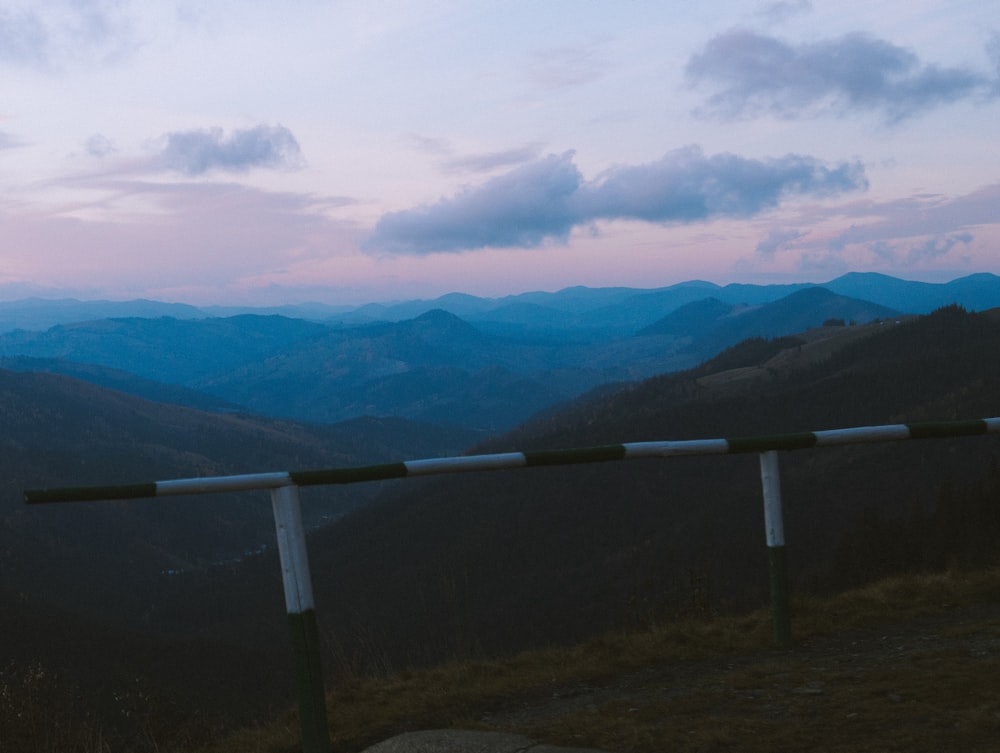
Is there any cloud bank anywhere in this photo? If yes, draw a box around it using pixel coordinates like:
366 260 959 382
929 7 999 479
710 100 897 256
686 29 999 122
0 7 47 67
156 124 303 175
0 2 134 71
367 147 867 254
0 178 361 298
825 185 1000 250
751 184 1000 275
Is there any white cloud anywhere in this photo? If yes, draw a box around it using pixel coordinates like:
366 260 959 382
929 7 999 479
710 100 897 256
84 133 115 157
154 124 304 175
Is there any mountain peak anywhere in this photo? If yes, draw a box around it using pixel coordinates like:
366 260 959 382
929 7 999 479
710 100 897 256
413 308 472 326
403 309 485 339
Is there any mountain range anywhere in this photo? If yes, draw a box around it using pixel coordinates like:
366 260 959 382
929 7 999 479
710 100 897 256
0 280 915 431
1 272 998 334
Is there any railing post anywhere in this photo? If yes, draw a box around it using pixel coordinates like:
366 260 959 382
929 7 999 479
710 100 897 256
759 450 792 647
270 484 332 753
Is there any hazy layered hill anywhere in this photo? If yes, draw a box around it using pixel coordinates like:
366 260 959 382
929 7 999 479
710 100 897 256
636 296 742 338
190 309 671 429
0 288 900 431
0 355 242 412
319 273 998 345
0 314 331 383
639 287 900 359
824 271 1000 313
0 273 996 336
340 272 1000 333
0 297 206 332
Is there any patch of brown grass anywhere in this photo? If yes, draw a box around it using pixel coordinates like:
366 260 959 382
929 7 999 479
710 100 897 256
528 645 1000 753
793 568 1000 632
193 568 1000 753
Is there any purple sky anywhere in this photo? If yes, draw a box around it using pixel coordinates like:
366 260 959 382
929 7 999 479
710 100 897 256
1 1 998 305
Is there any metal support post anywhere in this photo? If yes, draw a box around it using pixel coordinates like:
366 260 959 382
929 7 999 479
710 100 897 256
759 450 792 647
271 484 332 753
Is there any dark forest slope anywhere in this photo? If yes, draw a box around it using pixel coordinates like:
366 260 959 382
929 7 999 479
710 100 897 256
267 306 1000 671
0 368 479 621
0 368 484 744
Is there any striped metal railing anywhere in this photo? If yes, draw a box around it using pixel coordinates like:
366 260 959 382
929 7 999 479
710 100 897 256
24 417 1000 753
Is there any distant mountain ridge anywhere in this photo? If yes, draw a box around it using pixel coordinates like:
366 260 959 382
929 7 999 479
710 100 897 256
824 272 1000 313
0 272 996 334
0 288 901 431
307 273 1000 339
0 297 206 332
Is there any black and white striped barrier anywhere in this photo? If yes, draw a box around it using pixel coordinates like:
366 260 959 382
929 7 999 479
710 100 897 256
27 419 1000 505
24 417 1000 751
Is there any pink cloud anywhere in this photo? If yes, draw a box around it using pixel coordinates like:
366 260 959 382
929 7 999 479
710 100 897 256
0 180 363 299
746 184 1000 277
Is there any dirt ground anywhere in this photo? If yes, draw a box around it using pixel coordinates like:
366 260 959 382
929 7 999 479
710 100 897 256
474 603 1000 753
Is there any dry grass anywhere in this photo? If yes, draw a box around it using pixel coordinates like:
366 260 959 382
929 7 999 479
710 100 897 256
525 629 1000 753
192 568 1000 753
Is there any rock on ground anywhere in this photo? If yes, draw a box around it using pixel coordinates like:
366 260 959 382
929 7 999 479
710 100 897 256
359 729 613 753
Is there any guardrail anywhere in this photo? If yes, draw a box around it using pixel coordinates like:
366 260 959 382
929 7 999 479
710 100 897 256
24 417 1000 753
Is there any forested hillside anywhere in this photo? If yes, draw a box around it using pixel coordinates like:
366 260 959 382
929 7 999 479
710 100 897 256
0 369 482 746
258 306 1000 673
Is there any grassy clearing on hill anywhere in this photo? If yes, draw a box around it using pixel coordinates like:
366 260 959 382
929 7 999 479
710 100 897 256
192 568 1000 753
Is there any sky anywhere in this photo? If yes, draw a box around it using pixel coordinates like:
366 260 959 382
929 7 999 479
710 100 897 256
0 0 998 306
